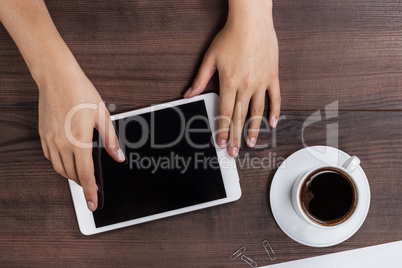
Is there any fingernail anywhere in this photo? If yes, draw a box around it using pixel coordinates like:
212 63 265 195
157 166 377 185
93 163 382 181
271 116 278 128
230 147 239 157
87 201 95 212
117 148 125 162
183 87 192 98
247 137 256 147
218 138 227 148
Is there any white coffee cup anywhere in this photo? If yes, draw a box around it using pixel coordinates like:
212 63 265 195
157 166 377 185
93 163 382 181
291 156 361 229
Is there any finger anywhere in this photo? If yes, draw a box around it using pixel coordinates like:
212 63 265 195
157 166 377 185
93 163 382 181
246 90 266 148
96 103 125 163
267 79 281 128
75 148 97 211
60 151 80 186
216 82 237 149
40 138 50 160
48 146 68 179
228 92 251 157
184 53 216 98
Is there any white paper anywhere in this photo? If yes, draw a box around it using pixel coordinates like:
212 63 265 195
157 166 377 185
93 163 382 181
260 240 402 268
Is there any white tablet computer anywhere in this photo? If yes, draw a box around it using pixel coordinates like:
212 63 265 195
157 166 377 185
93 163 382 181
69 93 241 235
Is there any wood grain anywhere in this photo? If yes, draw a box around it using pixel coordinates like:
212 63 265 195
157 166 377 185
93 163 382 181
0 0 401 267
1 0 401 111
0 109 401 267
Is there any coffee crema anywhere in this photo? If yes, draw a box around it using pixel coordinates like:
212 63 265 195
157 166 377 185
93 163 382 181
300 168 358 226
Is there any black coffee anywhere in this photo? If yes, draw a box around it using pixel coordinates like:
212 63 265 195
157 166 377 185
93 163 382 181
301 169 357 226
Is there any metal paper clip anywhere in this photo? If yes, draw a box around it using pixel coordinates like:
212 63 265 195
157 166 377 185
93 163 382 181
262 240 276 260
230 246 246 260
241 255 257 268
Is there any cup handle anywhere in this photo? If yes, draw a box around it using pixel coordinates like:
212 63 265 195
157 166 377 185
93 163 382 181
342 156 361 173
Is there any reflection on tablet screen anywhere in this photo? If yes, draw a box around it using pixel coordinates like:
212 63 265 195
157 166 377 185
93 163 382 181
93 100 227 227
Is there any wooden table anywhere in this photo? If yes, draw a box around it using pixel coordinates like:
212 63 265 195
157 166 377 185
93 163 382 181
1 0 401 266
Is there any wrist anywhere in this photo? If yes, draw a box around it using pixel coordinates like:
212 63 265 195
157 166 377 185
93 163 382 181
31 47 83 90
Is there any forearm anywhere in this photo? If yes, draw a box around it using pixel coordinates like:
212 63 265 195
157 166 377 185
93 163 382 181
0 0 80 85
227 0 273 28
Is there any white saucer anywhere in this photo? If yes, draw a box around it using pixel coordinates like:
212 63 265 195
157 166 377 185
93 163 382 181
270 146 370 247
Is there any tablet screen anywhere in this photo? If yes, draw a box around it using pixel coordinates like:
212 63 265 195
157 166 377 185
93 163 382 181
93 100 227 227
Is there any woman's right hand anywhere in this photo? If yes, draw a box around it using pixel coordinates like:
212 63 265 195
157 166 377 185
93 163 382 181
37 66 125 211
0 0 125 211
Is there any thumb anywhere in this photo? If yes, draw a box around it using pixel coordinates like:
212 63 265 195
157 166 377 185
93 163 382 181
97 103 125 163
184 53 216 98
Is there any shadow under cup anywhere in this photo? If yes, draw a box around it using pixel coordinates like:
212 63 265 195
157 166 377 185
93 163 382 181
300 167 358 227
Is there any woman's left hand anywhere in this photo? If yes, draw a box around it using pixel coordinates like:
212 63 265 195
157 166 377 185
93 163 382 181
184 0 281 157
